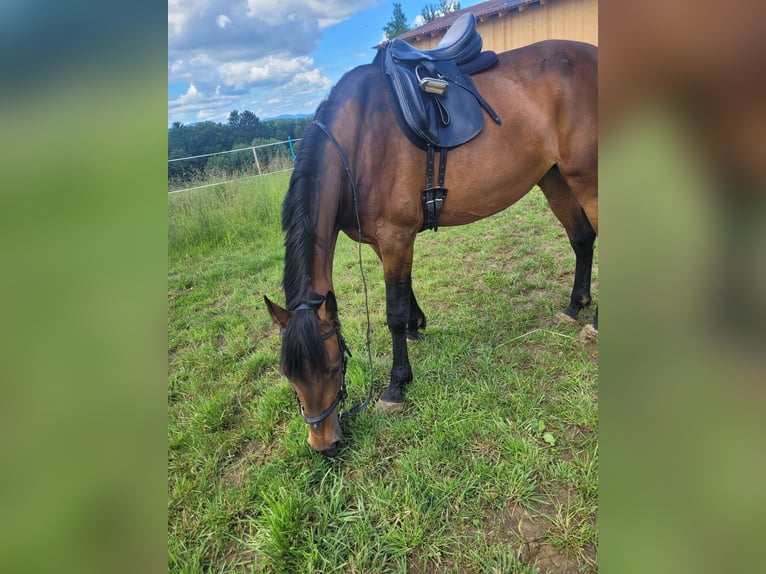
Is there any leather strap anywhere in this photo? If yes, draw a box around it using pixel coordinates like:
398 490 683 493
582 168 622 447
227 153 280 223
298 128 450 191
438 146 448 185
421 145 449 232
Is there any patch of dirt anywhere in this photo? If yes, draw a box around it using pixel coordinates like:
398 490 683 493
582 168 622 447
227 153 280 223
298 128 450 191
220 540 261 573
527 542 583 574
480 488 597 574
220 440 275 489
168 346 179 366
515 288 552 311
564 423 595 442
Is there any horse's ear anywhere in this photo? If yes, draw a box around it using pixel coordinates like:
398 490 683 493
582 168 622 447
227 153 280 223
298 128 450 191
319 291 338 321
264 296 291 330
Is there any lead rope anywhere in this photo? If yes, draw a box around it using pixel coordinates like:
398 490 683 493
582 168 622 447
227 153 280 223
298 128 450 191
313 120 375 419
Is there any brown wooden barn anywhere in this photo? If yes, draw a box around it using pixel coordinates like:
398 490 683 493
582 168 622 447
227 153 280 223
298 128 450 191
392 0 597 51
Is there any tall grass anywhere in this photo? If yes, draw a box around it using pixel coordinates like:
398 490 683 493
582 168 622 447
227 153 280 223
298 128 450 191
168 173 598 573
168 172 286 258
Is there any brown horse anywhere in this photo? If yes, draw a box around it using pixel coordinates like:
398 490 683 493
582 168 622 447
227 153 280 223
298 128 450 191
265 39 598 456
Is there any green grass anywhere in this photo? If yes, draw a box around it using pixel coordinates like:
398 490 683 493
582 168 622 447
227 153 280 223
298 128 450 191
168 172 598 573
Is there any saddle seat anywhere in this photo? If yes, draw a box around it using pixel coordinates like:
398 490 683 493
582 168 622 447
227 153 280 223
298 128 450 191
387 11 483 64
379 13 501 150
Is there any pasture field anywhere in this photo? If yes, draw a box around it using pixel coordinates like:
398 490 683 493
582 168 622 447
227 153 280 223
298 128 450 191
168 172 598 573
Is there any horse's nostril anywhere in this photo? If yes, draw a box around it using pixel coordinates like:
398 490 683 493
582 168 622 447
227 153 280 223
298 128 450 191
319 440 343 457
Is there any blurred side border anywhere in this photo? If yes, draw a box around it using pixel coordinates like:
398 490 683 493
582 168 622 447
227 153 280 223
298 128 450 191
600 0 766 572
0 3 167 573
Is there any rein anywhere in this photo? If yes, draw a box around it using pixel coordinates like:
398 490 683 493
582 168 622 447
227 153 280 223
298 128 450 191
294 120 375 423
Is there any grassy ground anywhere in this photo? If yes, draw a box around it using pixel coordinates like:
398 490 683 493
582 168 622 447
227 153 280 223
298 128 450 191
168 172 598 573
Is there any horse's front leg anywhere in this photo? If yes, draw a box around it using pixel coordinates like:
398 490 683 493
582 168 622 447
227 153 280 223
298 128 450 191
371 243 426 341
376 238 416 412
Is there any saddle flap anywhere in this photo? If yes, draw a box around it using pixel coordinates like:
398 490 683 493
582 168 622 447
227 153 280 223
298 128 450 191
379 12 500 150
384 52 486 148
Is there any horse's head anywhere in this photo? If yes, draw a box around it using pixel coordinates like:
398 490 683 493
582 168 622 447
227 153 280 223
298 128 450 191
264 292 348 457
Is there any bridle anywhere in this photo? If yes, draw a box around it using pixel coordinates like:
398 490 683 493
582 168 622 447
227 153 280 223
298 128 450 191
284 303 372 427
298 318 351 427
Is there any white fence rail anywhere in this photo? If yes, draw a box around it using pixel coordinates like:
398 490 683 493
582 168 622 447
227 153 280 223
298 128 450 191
168 138 300 194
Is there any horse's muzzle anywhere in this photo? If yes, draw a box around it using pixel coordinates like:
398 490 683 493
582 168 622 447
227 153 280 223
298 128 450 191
313 439 343 457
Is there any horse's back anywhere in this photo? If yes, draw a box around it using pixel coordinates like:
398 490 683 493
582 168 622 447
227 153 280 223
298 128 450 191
338 40 598 230
491 40 597 98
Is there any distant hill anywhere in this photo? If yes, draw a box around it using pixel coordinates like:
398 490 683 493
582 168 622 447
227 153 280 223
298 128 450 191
263 113 312 121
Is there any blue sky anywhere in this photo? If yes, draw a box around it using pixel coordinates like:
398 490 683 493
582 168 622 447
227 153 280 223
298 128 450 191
168 0 484 126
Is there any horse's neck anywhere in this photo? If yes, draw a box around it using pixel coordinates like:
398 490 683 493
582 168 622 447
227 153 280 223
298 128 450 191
307 165 345 303
288 115 359 306
309 231 336 301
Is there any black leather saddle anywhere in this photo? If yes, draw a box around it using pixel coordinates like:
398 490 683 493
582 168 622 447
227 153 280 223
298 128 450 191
378 13 501 150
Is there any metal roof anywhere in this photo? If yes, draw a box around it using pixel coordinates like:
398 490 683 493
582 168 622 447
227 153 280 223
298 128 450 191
382 0 542 46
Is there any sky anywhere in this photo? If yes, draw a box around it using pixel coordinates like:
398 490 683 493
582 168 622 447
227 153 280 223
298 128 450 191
168 0 485 126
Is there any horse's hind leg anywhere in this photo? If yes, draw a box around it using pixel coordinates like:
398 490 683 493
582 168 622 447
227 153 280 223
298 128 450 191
406 285 427 340
538 167 597 323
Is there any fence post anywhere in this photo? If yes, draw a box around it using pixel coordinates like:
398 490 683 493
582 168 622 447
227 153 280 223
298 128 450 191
288 136 296 162
252 147 262 175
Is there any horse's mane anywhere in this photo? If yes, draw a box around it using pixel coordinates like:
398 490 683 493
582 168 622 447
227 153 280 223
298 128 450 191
280 67 374 378
279 118 329 379
281 121 325 310
281 64 377 308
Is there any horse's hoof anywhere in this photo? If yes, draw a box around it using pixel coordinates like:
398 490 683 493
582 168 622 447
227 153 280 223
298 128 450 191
555 311 577 324
375 399 404 414
579 323 598 342
406 330 425 343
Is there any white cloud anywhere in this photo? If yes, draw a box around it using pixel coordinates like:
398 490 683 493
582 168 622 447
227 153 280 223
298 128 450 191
244 0 377 28
168 0 379 124
217 55 319 90
169 82 240 125
168 0 209 41
178 83 201 104
282 69 333 94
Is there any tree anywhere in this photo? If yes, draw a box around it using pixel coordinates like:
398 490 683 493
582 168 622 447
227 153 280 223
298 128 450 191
421 0 461 23
166 111 314 185
238 110 261 143
383 2 409 40
228 110 240 130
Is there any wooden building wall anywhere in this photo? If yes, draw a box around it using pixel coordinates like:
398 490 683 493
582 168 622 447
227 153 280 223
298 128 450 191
411 0 598 52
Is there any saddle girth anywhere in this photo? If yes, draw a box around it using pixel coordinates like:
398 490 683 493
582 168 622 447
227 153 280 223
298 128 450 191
421 145 448 232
